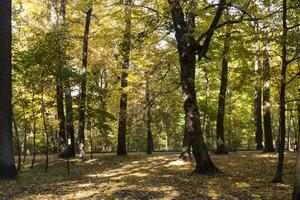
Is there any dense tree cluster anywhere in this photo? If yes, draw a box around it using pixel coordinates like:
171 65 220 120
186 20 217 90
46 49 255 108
0 0 299 198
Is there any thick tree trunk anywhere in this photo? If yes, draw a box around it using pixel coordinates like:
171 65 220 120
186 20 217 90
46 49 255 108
263 44 274 152
0 0 17 179
56 76 66 157
272 0 287 183
145 78 154 154
168 0 224 174
254 57 264 150
180 122 191 161
78 7 92 156
117 0 132 156
215 32 230 154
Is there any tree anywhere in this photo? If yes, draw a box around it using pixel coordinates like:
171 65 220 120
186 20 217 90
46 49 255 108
272 0 288 183
0 0 17 179
262 42 274 152
117 0 132 156
254 55 264 150
168 0 226 174
215 31 230 155
78 5 93 159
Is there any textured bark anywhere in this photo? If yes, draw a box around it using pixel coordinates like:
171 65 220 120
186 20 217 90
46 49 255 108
180 123 191 161
215 32 230 155
254 58 264 150
117 0 132 156
272 0 287 183
0 0 17 179
78 7 92 153
262 44 274 152
168 0 224 174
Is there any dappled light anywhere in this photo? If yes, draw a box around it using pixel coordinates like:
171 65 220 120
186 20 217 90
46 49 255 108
0 152 296 199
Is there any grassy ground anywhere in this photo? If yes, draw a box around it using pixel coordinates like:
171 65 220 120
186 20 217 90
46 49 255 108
0 151 296 199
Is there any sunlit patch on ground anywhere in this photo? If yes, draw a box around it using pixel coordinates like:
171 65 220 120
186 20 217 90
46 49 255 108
0 151 295 199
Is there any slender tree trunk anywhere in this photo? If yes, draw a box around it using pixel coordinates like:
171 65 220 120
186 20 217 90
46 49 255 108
272 0 287 183
215 32 230 154
254 54 264 150
263 43 274 152
41 86 49 173
65 80 75 157
145 77 154 154
56 76 66 157
12 112 21 171
203 65 209 141
0 0 17 179
117 0 132 156
78 7 92 157
22 100 28 163
31 90 37 168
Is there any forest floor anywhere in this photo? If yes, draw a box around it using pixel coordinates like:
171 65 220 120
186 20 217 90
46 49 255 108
0 151 296 200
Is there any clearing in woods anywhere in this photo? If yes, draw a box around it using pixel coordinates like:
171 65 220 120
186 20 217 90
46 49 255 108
0 151 295 199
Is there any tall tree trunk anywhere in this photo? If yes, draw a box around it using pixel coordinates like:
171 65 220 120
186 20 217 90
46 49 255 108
41 86 49 173
22 100 28 163
78 7 92 158
117 0 132 156
56 76 66 157
31 90 37 168
203 65 209 142
12 112 21 171
263 43 274 152
145 77 154 154
254 55 264 150
168 0 224 174
215 32 230 154
0 0 17 179
272 0 287 183
65 80 75 157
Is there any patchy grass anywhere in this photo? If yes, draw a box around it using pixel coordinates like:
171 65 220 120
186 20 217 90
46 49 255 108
0 151 296 199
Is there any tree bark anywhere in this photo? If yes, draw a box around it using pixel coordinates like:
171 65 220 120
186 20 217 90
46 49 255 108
272 0 287 183
78 7 92 156
215 32 230 154
31 90 37 168
0 0 17 179
254 55 264 150
168 0 224 174
117 0 132 156
12 112 21 171
65 80 75 157
21 100 28 163
180 122 191 161
41 86 49 173
145 77 154 154
293 86 300 199
262 43 274 152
